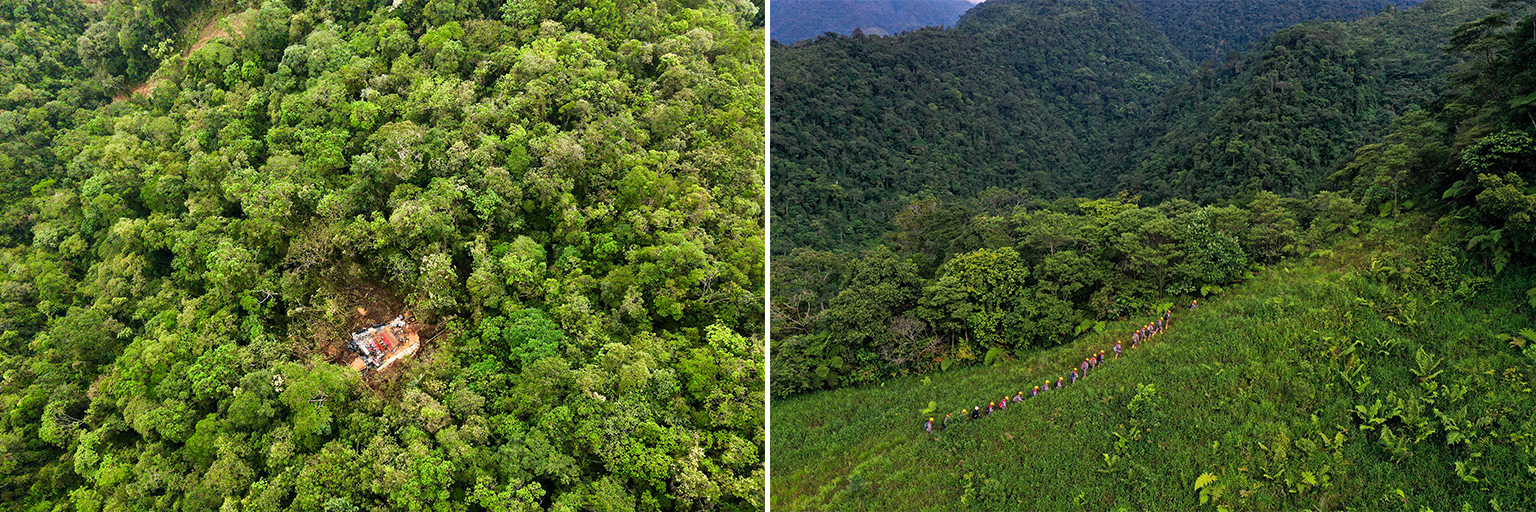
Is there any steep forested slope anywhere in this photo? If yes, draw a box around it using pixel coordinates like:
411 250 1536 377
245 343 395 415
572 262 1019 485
770 0 1489 255
1124 0 1489 204
1131 0 1424 63
0 0 765 510
771 0 1190 253
770 0 976 43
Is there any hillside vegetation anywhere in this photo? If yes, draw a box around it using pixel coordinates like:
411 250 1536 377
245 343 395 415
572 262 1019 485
772 0 1536 508
773 237 1536 510
1131 0 1423 63
770 0 1489 253
0 0 765 510
1125 0 1489 204
771 0 1191 252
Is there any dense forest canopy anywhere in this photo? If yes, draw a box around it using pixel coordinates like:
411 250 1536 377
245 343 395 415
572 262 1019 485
770 0 1489 254
1125 0 1491 204
771 0 1191 252
0 0 765 510
1131 0 1425 63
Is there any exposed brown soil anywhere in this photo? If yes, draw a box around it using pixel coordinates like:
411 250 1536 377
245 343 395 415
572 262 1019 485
312 271 446 388
185 12 243 57
318 278 409 365
114 10 249 101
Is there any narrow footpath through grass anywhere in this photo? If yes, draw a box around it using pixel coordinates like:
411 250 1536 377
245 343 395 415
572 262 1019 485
772 255 1536 511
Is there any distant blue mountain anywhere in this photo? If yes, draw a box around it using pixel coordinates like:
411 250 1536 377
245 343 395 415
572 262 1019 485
771 0 978 44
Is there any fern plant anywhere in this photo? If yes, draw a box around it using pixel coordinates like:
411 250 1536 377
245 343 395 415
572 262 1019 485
1411 347 1443 391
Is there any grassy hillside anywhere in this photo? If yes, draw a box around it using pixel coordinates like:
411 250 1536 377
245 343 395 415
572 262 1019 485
771 225 1536 510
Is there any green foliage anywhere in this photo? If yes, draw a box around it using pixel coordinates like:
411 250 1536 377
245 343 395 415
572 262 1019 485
773 0 1536 509
1193 472 1224 506
982 347 1005 367
773 245 1536 511
774 197 1274 397
773 0 1490 254
771 0 1190 253
0 0 764 508
480 308 565 370
1131 0 1487 205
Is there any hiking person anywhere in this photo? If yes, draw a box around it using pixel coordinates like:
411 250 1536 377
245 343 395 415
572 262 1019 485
1071 368 1079 384
1031 386 1040 397
1114 341 1122 358
1098 350 1105 365
1057 376 1065 389
943 413 952 431
1015 391 1025 403
971 406 981 420
925 418 934 434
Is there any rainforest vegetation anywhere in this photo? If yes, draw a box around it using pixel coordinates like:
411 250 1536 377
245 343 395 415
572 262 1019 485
0 0 765 510
1132 0 1424 63
773 0 1536 508
770 0 1488 253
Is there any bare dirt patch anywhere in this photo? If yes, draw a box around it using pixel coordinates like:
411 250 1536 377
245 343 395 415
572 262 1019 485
317 278 410 364
313 273 445 387
114 10 251 101
185 14 237 57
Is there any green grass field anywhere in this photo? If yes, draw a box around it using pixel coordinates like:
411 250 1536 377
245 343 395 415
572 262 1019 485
771 248 1536 511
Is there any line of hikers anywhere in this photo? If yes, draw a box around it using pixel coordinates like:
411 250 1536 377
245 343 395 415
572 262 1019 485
925 301 1196 434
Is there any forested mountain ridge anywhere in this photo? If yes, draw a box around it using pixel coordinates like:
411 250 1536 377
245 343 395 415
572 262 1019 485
0 0 765 510
771 0 1487 255
1131 0 1425 63
769 0 976 44
1124 0 1490 204
771 0 1191 252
